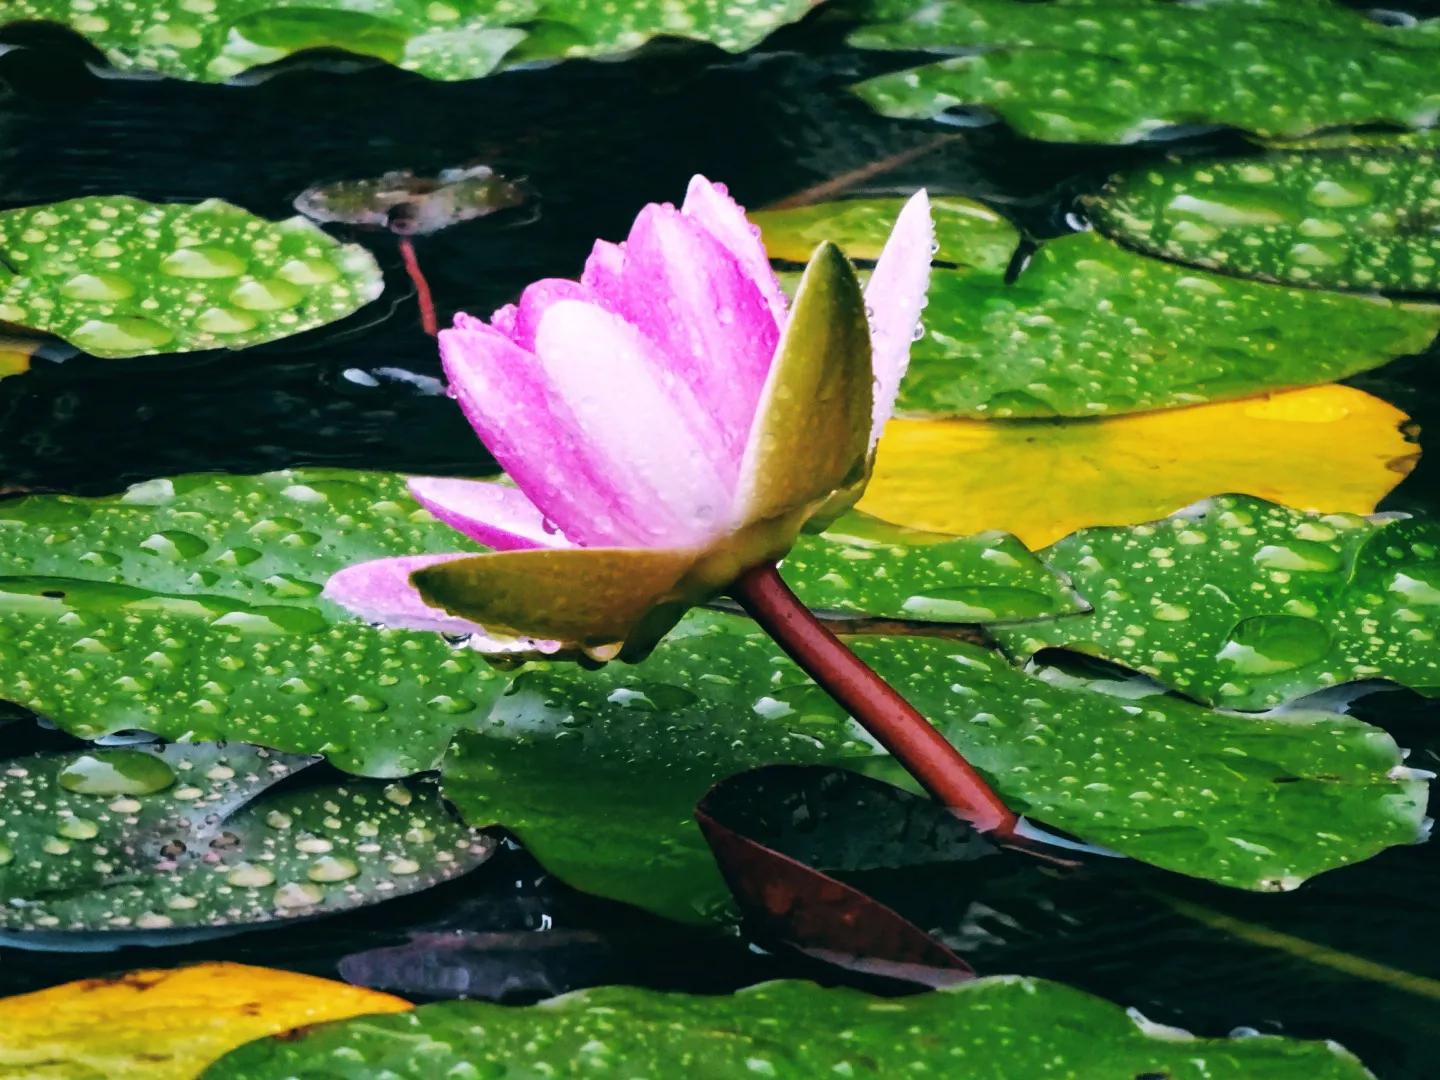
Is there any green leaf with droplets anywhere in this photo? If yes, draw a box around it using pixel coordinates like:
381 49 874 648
849 0 1440 145
0 197 382 358
0 469 507 776
753 194 1018 271
1090 150 1440 293
0 0 820 83
995 495 1440 711
782 512 1084 623
203 975 1374 1079
442 612 1425 924
0 742 492 934
761 198 1440 418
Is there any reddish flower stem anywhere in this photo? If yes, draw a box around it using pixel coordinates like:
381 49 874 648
397 236 438 338
731 562 1017 837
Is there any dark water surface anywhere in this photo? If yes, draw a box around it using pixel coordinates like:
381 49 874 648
1 14 1438 1079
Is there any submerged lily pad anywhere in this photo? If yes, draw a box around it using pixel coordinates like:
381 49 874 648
782 512 1083 623
1091 149 1440 293
849 0 1440 144
860 385 1416 548
0 0 821 83
293 165 527 236
443 612 1425 923
0 741 492 934
996 495 1440 710
204 975 1373 1078
0 197 382 358
760 197 1440 418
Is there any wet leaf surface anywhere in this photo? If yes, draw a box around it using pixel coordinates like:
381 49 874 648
1091 149 1440 293
204 974 1373 1078
850 0 1440 144
697 765 984 986
293 164 528 236
0 962 410 1080
442 612 1425 923
996 494 1440 710
0 198 383 358
0 0 823 83
858 385 1417 548
0 741 494 935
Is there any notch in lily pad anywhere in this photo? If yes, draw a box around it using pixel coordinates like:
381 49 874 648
0 197 383 358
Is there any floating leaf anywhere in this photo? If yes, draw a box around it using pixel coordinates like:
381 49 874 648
753 194 1018 271
858 385 1416 548
0 334 39 381
996 495 1440 710
899 230 1439 418
293 165 528 236
1091 150 1440 293
0 963 409 1080
781 512 1083 623
204 976 1372 1078
442 612 1425 923
0 742 494 934
849 0 1440 144
0 197 382 358
0 0 822 83
761 198 1440 418
0 469 509 776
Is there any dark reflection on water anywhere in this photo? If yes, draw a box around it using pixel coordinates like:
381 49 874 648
0 15 1439 1080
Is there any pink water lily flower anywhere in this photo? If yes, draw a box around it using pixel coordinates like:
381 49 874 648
326 177 933 659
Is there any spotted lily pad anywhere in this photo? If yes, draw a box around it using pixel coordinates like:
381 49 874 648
782 512 1083 623
204 975 1373 1078
761 198 1440 418
1090 150 1440 293
0 0 821 83
995 496 1440 710
0 741 492 934
849 0 1440 144
0 469 506 775
0 197 382 358
443 612 1425 923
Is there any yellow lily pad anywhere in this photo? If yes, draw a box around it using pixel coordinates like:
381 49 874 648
858 384 1416 548
0 962 409 1079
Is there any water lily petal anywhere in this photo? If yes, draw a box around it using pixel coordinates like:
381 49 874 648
323 554 554 654
533 298 735 545
864 190 934 446
438 318 652 547
506 277 593 351
681 175 789 326
412 546 701 651
407 477 571 550
581 204 777 463
735 242 873 527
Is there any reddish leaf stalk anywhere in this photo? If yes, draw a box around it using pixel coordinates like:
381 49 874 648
397 236 438 338
731 563 1017 837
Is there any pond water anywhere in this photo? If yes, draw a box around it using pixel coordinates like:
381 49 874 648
1 6 1439 1078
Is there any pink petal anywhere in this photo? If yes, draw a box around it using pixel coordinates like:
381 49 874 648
863 190 934 446
681 175 788 326
439 320 653 547
325 555 562 653
580 204 777 466
532 298 735 545
407 476 571 551
506 277 593 351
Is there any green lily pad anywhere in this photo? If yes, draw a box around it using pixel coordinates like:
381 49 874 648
995 495 1440 710
0 197 382 358
0 742 492 934
760 198 1440 418
0 0 820 83
849 0 1440 145
0 469 506 776
783 512 1084 623
203 975 1373 1079
1090 150 1440 293
753 194 1018 271
443 612 1425 924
